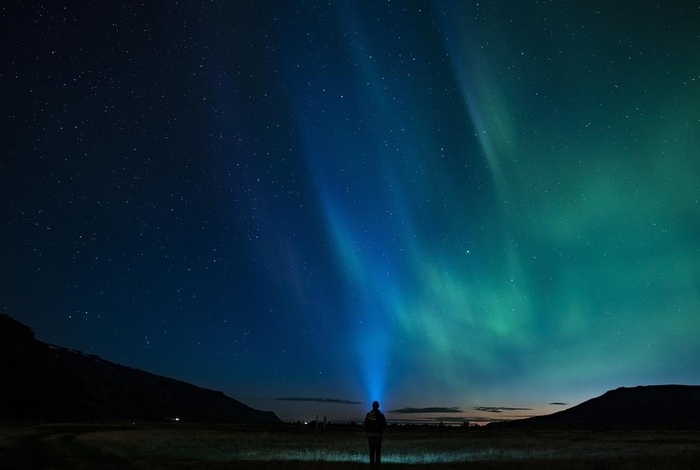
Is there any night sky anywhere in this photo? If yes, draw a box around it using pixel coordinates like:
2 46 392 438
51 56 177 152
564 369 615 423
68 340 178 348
2 1 699 423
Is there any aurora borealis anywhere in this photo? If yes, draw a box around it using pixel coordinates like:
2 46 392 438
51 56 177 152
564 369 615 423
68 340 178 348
2 1 699 423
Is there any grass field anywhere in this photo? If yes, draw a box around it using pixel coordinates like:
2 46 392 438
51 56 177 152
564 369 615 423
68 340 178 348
1 421 699 469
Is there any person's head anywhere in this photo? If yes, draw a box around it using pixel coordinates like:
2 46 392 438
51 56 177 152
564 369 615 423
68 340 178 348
372 401 380 410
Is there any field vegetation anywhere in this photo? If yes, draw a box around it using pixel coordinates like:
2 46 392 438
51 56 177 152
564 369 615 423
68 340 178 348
1 421 699 469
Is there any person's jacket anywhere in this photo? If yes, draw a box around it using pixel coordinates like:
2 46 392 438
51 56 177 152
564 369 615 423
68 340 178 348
363 409 387 436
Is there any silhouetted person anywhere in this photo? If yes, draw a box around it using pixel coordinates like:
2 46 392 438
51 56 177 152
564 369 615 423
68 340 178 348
363 400 387 466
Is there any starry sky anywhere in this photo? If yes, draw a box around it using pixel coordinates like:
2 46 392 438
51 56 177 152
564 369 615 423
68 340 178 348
2 1 699 423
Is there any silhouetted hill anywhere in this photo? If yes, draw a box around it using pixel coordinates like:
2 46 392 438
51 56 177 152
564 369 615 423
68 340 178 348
0 313 280 423
494 385 700 428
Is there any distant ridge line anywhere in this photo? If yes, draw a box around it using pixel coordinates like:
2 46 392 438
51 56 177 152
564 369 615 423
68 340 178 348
492 385 700 428
0 313 280 423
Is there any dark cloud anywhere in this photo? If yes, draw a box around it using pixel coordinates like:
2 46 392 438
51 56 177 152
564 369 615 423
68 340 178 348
431 416 470 423
549 402 568 406
274 397 361 405
467 416 504 423
389 415 502 424
390 407 463 414
473 406 533 413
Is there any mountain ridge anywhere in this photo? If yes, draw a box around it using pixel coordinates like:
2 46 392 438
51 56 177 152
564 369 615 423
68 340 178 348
492 384 700 428
0 313 280 423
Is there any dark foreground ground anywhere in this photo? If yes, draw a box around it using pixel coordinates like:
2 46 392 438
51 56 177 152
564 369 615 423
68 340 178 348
1 421 699 469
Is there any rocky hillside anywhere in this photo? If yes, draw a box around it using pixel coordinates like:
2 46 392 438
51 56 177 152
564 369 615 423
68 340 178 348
497 385 700 428
0 313 280 423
